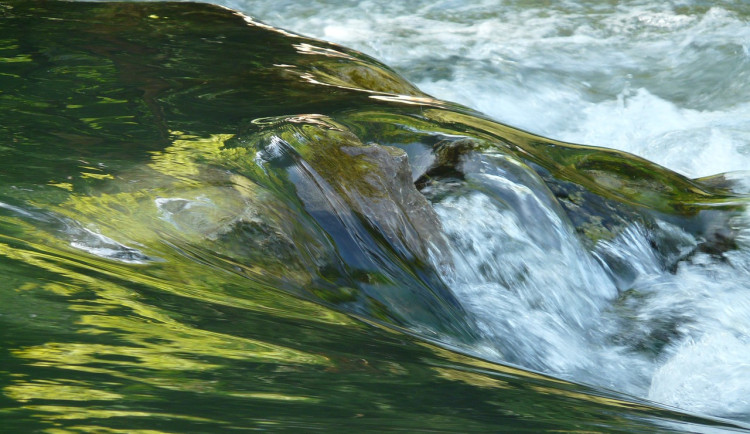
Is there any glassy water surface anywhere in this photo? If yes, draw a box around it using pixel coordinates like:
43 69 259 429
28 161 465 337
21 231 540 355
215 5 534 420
2 1 750 431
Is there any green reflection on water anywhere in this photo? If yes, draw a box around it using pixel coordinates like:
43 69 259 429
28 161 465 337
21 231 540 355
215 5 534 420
0 0 747 432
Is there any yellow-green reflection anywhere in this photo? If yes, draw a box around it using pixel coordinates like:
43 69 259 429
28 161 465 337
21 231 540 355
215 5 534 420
46 428 169 434
432 367 510 389
22 406 213 422
2 223 332 426
46 428 168 434
5 381 123 402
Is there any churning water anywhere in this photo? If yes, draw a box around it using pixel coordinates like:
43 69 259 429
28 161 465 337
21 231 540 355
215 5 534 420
208 0 750 419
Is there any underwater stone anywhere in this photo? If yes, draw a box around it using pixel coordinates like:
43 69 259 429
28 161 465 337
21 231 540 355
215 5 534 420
340 143 452 269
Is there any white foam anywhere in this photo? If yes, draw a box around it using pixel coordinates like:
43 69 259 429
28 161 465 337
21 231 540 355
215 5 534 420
555 88 750 177
649 332 750 417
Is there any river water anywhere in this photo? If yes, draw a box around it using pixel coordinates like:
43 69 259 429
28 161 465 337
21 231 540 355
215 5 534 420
225 0 750 419
2 1 750 431
240 0 750 178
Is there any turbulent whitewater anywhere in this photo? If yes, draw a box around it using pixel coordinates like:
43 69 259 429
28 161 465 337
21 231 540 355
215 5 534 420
1 1 749 432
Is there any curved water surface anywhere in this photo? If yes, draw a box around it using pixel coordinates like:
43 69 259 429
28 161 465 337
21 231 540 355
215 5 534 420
2 1 750 431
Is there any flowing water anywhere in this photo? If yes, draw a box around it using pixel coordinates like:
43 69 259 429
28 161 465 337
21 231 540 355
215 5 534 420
2 1 750 432
229 0 750 419
246 0 750 178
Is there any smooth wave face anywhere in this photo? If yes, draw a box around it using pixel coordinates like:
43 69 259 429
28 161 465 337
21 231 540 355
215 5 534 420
2 1 750 431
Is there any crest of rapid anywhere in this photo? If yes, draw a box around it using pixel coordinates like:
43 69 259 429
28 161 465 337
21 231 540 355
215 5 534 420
1 1 749 431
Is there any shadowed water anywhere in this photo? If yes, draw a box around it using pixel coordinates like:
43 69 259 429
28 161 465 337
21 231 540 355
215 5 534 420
1 1 749 431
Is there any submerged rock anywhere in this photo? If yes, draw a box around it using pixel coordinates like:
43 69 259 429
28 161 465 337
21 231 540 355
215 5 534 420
220 116 471 336
338 142 451 268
